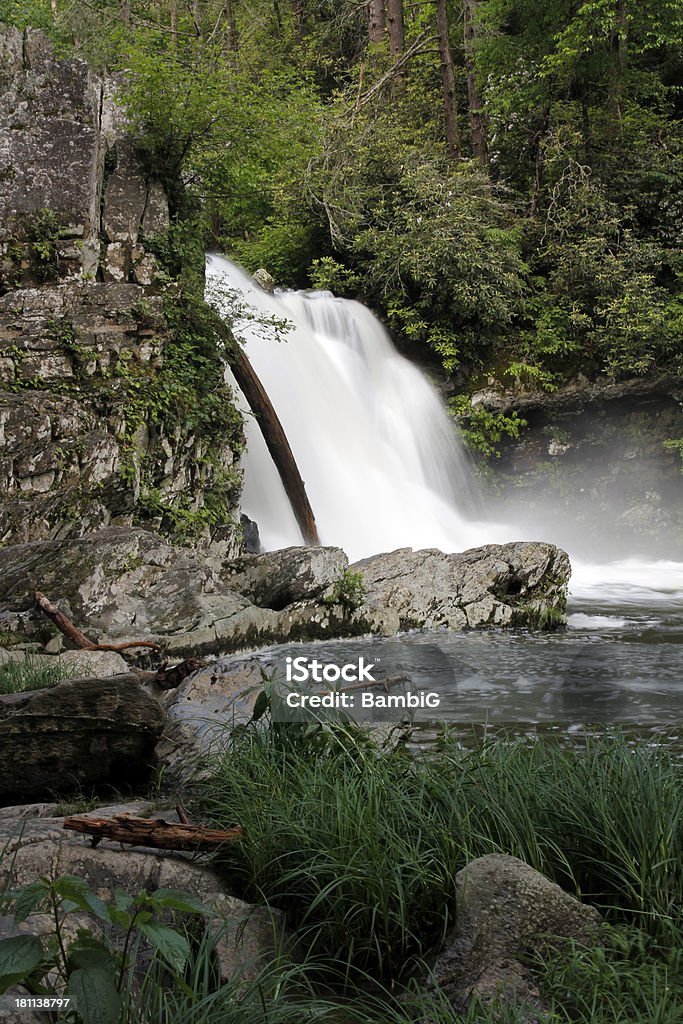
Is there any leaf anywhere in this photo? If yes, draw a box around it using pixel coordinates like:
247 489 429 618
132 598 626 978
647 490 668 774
0 935 45 993
139 922 191 974
66 967 122 1024
10 880 51 923
147 889 213 916
68 937 116 972
51 877 110 922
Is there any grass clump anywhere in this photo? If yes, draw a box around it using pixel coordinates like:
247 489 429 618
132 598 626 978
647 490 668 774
197 724 681 983
0 654 72 694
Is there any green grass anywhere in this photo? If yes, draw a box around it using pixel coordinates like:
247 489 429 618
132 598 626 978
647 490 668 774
0 654 72 694
196 726 682 980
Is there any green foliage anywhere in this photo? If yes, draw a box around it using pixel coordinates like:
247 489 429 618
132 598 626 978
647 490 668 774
0 655 72 694
0 874 214 1022
324 569 366 610
28 209 62 282
451 396 528 458
198 728 682 980
664 438 683 471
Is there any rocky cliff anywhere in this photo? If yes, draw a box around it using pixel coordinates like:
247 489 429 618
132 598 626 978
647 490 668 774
0 27 243 549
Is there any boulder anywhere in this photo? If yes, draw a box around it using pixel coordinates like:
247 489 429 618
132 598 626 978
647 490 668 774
0 801 283 985
155 658 264 778
0 675 165 803
57 649 129 678
225 545 349 609
353 541 570 630
432 854 602 1013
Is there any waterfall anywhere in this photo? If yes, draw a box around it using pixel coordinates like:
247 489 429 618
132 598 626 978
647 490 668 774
206 254 506 560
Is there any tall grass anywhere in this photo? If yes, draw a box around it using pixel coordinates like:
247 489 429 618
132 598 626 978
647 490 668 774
197 726 682 979
0 654 72 694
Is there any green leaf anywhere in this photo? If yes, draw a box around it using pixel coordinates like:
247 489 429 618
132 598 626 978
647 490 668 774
146 889 213 916
51 877 110 922
10 880 51 923
68 937 116 972
139 922 191 974
0 935 45 993
66 967 122 1024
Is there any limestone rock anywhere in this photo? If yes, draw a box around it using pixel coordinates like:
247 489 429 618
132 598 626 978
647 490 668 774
57 649 129 678
353 542 570 630
432 854 602 1013
0 675 165 802
226 545 349 609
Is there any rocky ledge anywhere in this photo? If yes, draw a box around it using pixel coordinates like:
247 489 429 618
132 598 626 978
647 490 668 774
0 526 571 657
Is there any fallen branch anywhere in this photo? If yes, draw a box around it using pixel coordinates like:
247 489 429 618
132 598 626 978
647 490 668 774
35 592 161 653
317 673 410 698
63 814 243 852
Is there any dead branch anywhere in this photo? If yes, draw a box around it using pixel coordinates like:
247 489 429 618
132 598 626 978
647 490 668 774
63 814 243 852
34 592 161 654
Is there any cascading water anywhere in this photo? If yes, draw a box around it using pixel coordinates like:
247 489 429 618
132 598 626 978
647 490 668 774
206 254 502 559
206 254 682 729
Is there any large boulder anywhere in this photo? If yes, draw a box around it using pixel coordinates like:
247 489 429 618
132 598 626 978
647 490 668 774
0 675 165 803
353 541 570 630
432 854 602 1013
225 545 349 609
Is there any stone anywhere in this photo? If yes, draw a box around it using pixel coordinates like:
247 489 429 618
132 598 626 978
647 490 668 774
226 545 349 610
432 854 602 1013
353 542 570 631
156 658 264 778
0 675 165 802
57 649 129 678
0 800 284 986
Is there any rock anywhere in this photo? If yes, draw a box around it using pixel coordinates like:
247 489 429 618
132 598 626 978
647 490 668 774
0 29 242 550
0 675 165 803
353 542 570 630
432 854 602 1013
226 545 349 609
253 268 275 293
0 800 284 986
57 649 129 678
156 659 264 778
240 513 261 553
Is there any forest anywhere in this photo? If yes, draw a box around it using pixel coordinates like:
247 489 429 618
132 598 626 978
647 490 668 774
2 0 681 400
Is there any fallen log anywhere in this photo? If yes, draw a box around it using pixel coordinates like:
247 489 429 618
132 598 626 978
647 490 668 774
63 814 243 852
231 345 320 545
34 592 161 653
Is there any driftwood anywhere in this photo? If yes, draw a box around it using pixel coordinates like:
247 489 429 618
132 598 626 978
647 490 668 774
63 814 243 852
35 592 161 653
231 345 320 545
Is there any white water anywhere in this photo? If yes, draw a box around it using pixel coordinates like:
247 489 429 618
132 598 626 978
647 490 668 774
206 254 683 614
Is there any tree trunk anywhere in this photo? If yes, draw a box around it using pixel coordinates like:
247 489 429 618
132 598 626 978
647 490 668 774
435 0 461 161
368 0 385 44
608 0 628 121
119 0 130 24
63 815 243 852
464 0 487 167
386 0 404 56
230 346 320 545
225 0 238 52
292 0 307 40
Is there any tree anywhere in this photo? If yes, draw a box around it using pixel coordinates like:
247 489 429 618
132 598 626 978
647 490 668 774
463 0 487 166
368 0 385 44
434 0 461 161
386 0 404 56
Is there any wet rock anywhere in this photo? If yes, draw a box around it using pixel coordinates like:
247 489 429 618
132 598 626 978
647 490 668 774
240 513 261 553
226 545 349 609
353 541 570 630
0 675 165 803
432 854 602 1014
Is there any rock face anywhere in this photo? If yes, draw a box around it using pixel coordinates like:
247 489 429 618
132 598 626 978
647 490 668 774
465 381 683 556
0 528 570 657
432 854 602 1013
0 675 165 803
0 27 243 549
0 800 283 985
354 542 570 630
